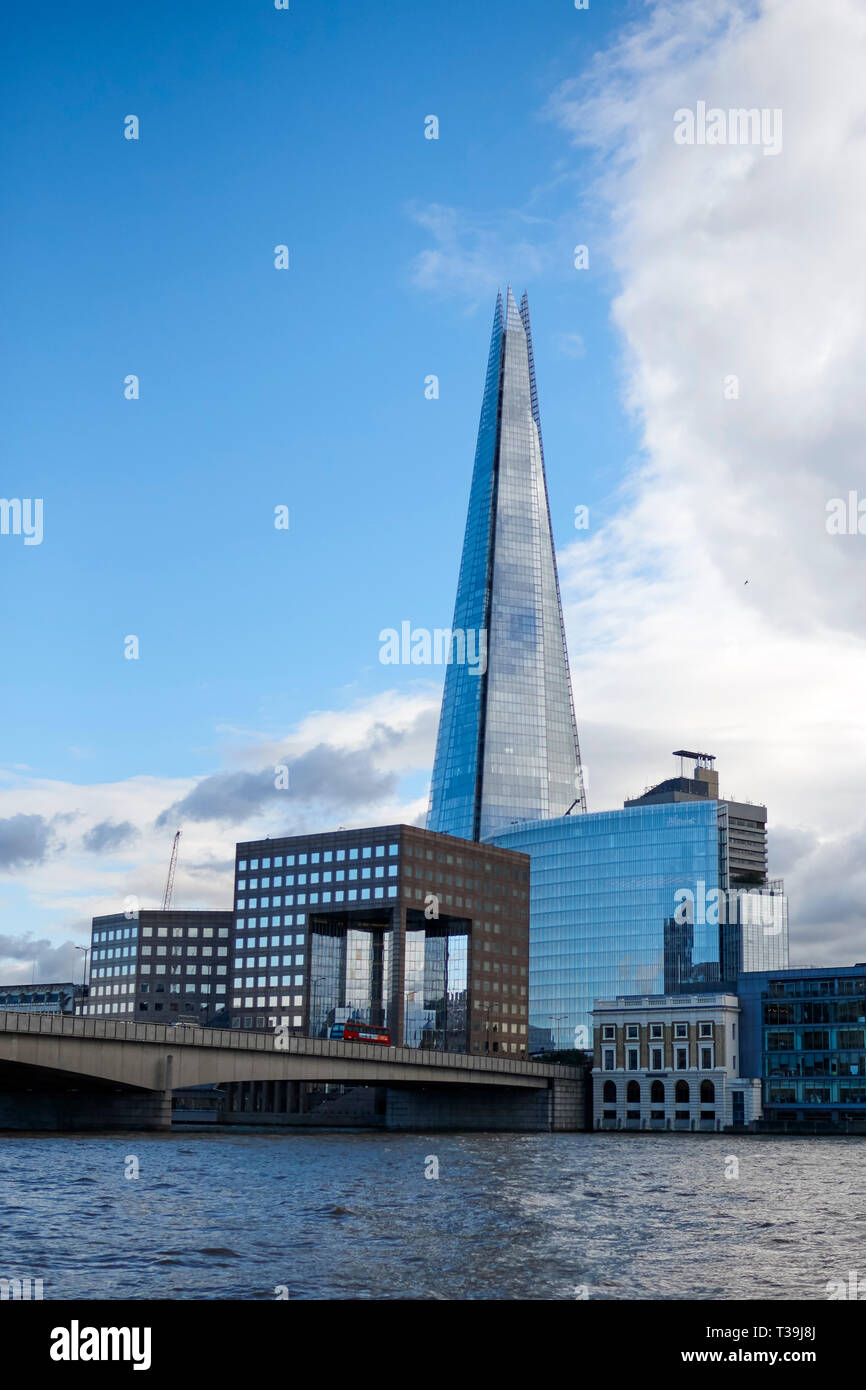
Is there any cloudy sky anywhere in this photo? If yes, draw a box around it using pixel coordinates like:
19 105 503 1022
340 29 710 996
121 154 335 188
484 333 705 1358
3 0 865 980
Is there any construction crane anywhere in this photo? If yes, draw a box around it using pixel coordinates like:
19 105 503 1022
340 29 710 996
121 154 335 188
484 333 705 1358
162 829 181 910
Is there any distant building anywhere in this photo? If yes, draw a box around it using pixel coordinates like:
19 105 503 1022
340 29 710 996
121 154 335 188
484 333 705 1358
626 749 768 885
0 982 86 1016
737 965 866 1131
231 825 530 1055
490 799 725 1048
490 753 787 1047
84 911 233 1022
591 993 762 1132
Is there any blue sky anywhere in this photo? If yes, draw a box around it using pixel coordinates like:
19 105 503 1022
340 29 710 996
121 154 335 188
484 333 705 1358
5 0 865 974
2 0 637 789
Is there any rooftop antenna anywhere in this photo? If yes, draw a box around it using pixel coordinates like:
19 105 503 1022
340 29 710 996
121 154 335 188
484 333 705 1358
162 829 182 911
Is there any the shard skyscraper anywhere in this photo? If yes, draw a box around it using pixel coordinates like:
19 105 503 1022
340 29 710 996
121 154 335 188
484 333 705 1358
427 288 586 841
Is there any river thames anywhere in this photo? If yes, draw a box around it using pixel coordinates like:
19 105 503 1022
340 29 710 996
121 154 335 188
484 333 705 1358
1 1130 860 1300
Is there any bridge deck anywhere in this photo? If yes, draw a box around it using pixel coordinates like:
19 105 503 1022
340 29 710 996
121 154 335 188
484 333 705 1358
0 1011 576 1091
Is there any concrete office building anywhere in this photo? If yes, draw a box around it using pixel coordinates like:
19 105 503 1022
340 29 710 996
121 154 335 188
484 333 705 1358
591 993 762 1131
231 825 530 1055
85 910 234 1023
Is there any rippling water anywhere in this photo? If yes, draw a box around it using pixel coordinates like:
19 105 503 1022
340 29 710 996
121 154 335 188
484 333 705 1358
0 1130 861 1299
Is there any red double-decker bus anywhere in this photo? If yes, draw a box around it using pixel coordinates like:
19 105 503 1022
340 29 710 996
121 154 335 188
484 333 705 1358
331 1021 391 1045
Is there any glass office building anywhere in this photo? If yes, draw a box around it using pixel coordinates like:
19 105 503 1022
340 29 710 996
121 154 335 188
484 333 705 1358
490 802 724 1048
427 288 586 842
737 965 866 1129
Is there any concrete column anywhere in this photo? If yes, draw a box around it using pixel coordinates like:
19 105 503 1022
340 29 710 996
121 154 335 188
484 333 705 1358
387 904 407 1046
161 1053 173 1130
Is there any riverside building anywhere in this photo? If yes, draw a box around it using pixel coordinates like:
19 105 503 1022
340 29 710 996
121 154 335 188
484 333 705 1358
230 825 530 1054
590 993 762 1132
84 910 233 1022
491 753 787 1049
737 965 866 1131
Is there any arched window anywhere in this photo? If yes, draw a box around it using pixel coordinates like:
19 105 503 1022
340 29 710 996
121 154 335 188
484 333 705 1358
651 1080 665 1104
626 1080 640 1104
603 1080 616 1104
675 1080 690 1104
700 1079 715 1103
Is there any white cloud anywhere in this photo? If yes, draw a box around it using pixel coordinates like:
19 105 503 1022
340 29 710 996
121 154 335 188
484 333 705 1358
0 690 438 965
406 203 553 307
551 0 866 963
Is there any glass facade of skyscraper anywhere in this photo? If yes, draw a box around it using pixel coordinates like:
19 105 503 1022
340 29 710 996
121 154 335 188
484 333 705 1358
489 802 724 1049
427 288 585 841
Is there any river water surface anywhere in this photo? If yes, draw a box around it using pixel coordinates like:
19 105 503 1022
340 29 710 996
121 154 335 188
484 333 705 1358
1 1130 861 1300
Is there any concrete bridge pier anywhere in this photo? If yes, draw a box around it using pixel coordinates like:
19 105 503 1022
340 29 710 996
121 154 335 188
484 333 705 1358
383 1073 584 1132
0 1089 171 1133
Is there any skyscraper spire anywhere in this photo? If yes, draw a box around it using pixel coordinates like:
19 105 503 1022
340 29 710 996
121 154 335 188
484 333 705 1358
427 289 586 841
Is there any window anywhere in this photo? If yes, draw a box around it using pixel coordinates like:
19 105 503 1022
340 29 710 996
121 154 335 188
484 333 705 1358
651 1047 663 1071
626 1024 639 1040
650 1023 663 1039
700 1046 713 1069
675 1080 690 1104
674 1023 688 1039
602 1025 615 1041
602 1080 616 1103
650 1080 664 1104
603 1049 615 1071
699 1022 713 1038
626 1080 640 1104
675 1046 688 1070
626 1048 639 1071
700 1079 715 1104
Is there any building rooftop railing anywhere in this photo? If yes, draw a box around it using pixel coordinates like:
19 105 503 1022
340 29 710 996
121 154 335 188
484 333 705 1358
595 993 739 1010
